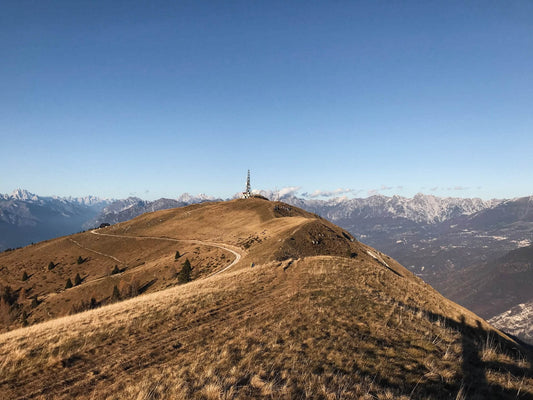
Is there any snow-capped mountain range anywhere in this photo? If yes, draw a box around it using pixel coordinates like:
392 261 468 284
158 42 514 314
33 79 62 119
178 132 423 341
0 189 217 251
275 193 502 224
85 193 219 228
2 188 107 206
0 189 113 251
489 301 533 345
1 189 525 252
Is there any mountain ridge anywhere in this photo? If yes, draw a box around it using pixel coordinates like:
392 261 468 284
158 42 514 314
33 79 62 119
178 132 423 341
0 190 217 251
3 189 533 343
1 198 531 399
2 189 111 206
276 192 502 224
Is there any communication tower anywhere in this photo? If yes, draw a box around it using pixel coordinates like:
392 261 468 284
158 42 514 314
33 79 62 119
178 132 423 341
243 170 252 198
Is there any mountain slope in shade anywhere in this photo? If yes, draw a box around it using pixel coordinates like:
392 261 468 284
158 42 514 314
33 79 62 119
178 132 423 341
0 198 531 399
437 244 533 342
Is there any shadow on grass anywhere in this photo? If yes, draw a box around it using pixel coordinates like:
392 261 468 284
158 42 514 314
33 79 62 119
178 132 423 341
397 303 533 399
138 278 157 295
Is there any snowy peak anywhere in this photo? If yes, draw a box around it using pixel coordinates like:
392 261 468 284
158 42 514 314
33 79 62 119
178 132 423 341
247 191 501 224
275 193 500 225
99 197 144 215
386 193 497 223
176 193 215 203
62 195 111 207
88 193 220 228
489 301 533 344
0 189 113 251
9 188 39 201
3 189 110 206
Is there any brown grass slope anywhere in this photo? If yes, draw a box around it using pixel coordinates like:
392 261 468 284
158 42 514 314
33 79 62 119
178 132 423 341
0 198 532 399
0 198 364 331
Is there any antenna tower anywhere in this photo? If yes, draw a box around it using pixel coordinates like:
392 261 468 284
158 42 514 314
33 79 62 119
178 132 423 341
243 170 252 198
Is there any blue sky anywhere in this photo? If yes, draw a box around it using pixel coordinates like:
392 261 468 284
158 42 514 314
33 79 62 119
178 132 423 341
1 1 532 200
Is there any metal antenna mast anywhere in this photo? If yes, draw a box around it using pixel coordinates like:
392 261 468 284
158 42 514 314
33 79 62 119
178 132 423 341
243 170 252 198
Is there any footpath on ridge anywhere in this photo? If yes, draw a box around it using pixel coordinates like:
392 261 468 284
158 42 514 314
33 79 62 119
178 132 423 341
89 229 242 277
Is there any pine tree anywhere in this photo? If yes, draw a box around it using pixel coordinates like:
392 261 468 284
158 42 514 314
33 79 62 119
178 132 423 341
74 273 82 286
21 310 28 326
65 278 73 289
175 250 181 260
21 271 28 281
48 261 55 271
90 297 97 309
111 265 120 275
1 285 17 306
111 285 121 302
178 259 192 284
77 256 84 265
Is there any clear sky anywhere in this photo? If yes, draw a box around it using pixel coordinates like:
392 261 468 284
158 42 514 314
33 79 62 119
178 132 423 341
2 1 532 200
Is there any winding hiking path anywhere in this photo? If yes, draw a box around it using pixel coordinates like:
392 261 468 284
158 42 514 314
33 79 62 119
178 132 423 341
68 238 126 266
89 229 242 277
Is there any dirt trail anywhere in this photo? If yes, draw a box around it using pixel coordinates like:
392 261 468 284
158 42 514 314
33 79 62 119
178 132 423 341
0 231 247 398
89 230 242 277
68 238 126 266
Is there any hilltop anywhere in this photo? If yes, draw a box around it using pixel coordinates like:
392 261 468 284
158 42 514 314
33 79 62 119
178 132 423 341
85 192 533 341
0 198 362 330
0 198 532 399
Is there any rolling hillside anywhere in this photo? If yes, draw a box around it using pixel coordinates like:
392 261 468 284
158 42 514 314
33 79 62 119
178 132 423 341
0 198 532 399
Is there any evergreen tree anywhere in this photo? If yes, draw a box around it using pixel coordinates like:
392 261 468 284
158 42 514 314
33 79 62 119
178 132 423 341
1 285 17 306
21 310 28 326
178 258 192 284
65 278 73 289
74 273 82 286
174 250 181 260
77 256 84 265
48 261 55 270
21 271 28 281
90 297 97 309
111 265 120 275
111 285 121 302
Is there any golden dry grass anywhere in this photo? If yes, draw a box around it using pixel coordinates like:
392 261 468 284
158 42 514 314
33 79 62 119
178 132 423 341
1 255 532 399
0 199 532 399
0 198 362 330
0 234 229 329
